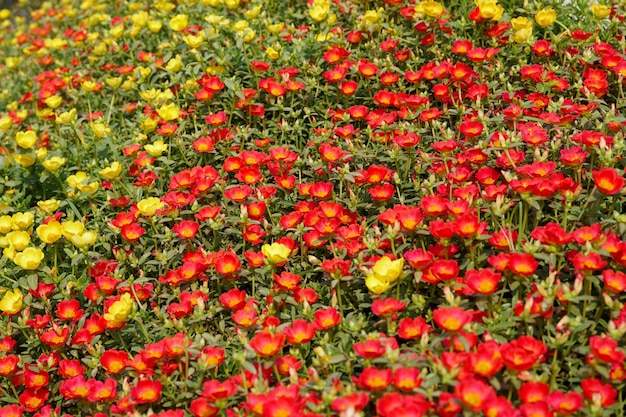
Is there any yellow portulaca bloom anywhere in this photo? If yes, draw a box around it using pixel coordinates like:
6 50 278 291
67 172 89 189
362 8 383 25
309 0 330 22
0 216 13 234
42 156 67 172
14 247 45 270
261 242 291 264
104 293 133 324
591 4 611 18
511 16 533 31
7 231 31 251
156 103 179 121
62 221 85 238
183 31 204 49
35 148 48 161
266 47 280 60
77 181 100 194
11 212 34 230
99 162 122 179
37 199 61 213
475 0 503 20
145 140 168 157
91 122 110 138
56 108 77 124
37 221 63 244
0 289 23 315
372 256 404 283
165 55 183 72
106 77 122 89
169 14 189 32
244 4 262 19
15 131 37 149
0 115 11 131
13 154 36 167
148 20 163 33
68 230 97 248
366 274 390 295
137 197 164 216
513 26 533 43
535 8 556 27
267 22 284 35
44 95 62 109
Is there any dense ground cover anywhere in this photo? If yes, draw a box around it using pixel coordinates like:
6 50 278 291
1 0 626 416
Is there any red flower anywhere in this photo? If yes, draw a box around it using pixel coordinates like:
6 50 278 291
131 379 162 404
602 269 626 293
331 392 370 413
219 289 247 310
55 299 84 322
87 378 117 402
546 391 583 414
284 319 316 345
189 398 219 417
393 367 422 391
589 335 625 364
593 168 625 195
508 253 538 276
100 350 129 374
353 367 392 391
215 252 241 276
465 268 501 295
371 298 406 316
518 381 550 403
172 220 199 239
581 378 617 407
376 392 430 417
249 331 285 357
433 307 473 332
313 307 342 330
19 388 49 412
454 377 495 411
397 317 431 340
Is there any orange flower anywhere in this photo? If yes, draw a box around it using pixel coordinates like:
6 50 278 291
100 350 129 374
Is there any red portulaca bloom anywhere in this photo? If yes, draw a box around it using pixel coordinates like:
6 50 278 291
593 168 625 195
249 331 286 357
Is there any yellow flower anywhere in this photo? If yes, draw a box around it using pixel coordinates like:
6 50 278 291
366 274 390 295
241 29 256 42
510 16 532 31
0 9 11 20
15 131 37 149
131 10 148 27
56 108 77 124
309 0 330 22
0 289 23 315
513 26 533 43
13 154 36 167
148 20 163 33
0 216 13 234
69 230 97 248
81 80 98 92
261 242 291 264
266 47 280 60
35 148 47 161
420 1 445 18
165 55 183 72
169 14 189 32
362 8 383 25
14 247 45 270
156 103 180 121
0 115 12 131
37 221 63 244
103 293 133 324
105 77 122 88
141 117 159 132
591 4 611 18
267 22 284 35
372 256 404 283
7 231 30 251
67 171 88 188
232 20 249 32
44 95 63 109
42 156 67 172
244 4 262 19
475 0 503 20
182 31 204 49
62 221 85 238
11 212 34 230
99 162 122 179
77 181 99 194
535 8 556 27
225 0 240 9
145 140 168 157
37 199 61 213
91 122 110 138
109 24 124 39
137 197 164 216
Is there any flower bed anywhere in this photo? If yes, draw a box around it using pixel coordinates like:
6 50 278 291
1 0 626 416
